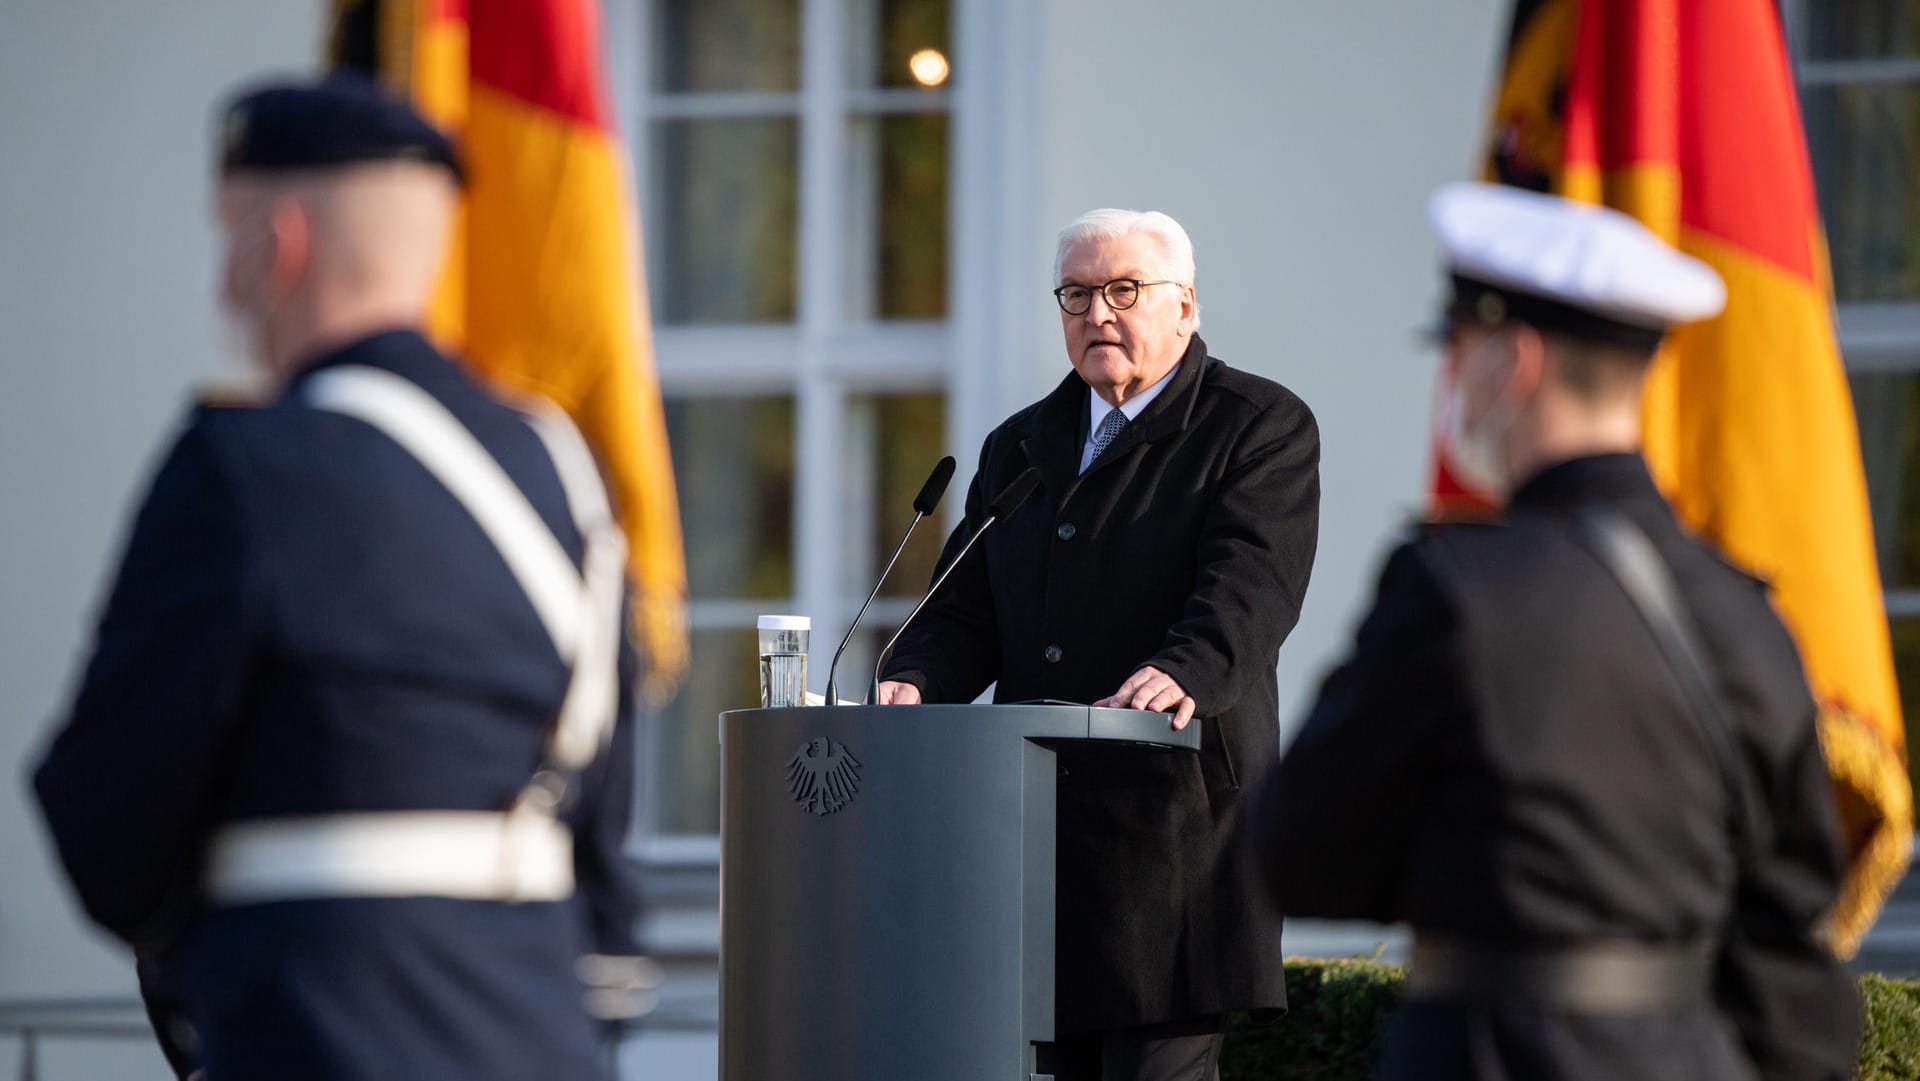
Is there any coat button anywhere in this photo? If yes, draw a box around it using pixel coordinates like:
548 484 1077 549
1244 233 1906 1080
1056 522 1076 541
1044 644 1064 663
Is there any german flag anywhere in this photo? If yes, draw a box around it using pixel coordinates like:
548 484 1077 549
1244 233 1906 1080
331 0 690 700
1447 0 1913 953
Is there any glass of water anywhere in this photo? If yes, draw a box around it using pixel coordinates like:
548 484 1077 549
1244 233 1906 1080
757 614 810 708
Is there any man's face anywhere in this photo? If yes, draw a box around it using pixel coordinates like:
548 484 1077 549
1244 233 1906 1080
1445 322 1538 434
1443 324 1500 422
1440 320 1548 498
215 177 314 379
1058 231 1195 406
217 181 270 314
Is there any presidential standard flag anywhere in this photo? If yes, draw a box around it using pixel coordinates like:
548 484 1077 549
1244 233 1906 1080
330 0 690 699
1437 0 1914 953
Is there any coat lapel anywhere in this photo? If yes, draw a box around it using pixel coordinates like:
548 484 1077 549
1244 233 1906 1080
1109 334 1208 454
1079 334 1211 475
1019 334 1212 506
1019 372 1090 506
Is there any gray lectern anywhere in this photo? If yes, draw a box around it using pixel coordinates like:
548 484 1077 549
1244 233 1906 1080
718 703 1200 1081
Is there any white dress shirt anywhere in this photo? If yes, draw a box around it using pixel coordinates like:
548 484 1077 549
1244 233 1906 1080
1079 363 1181 474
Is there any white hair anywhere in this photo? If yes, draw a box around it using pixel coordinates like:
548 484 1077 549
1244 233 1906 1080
1053 208 1199 330
1054 208 1197 285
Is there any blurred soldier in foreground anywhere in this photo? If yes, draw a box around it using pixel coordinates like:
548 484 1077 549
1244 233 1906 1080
1247 183 1857 1081
33 74 645 1081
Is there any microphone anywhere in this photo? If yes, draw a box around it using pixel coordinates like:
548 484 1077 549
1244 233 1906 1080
869 467 1042 703
823 456 957 706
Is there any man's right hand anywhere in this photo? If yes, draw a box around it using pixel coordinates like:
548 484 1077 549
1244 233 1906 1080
876 681 922 705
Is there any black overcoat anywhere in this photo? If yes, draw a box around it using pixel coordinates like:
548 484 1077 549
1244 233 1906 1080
1247 454 1857 1081
885 334 1321 1034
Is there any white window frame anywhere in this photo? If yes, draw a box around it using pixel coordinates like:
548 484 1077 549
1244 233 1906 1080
601 0 1041 857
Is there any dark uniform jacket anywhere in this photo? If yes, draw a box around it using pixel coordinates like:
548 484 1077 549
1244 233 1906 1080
883 335 1321 1034
1249 454 1857 1081
33 330 643 1081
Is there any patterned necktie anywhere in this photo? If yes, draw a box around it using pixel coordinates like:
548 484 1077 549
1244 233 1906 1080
1090 406 1129 461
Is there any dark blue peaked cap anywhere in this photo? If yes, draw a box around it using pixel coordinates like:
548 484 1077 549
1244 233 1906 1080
218 72 464 185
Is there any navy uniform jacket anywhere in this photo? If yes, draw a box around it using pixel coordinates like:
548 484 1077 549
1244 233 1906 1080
1247 454 1856 1081
883 335 1321 1034
33 330 643 1081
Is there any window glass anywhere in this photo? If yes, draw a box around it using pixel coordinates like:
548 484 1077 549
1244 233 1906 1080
1889 616 1920 794
846 0 952 89
866 392 949 593
843 112 949 320
665 395 796 599
1849 371 1920 796
1851 371 1920 589
654 0 801 92
1803 82 1920 301
652 118 800 323
1800 0 1920 61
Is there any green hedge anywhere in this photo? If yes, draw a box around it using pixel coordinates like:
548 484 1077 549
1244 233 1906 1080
1221 959 1920 1081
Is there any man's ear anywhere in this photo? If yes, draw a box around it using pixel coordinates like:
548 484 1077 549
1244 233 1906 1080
1178 284 1197 336
1506 323 1548 399
264 197 310 293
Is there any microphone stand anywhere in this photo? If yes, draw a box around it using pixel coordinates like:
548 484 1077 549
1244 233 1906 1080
824 510 924 707
867 514 1000 705
822 456 955 705
870 467 1042 703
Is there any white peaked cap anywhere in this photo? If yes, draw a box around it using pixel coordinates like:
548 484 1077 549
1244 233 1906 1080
1429 181 1726 332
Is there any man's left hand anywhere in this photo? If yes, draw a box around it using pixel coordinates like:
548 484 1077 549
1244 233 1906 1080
1095 665 1196 730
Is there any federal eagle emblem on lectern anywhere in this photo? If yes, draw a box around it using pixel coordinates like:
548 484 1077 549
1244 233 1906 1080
786 736 862 816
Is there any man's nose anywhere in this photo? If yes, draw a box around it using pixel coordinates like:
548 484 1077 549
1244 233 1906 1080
1082 290 1116 324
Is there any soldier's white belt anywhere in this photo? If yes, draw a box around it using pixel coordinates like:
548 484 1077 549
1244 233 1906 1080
204 812 574 904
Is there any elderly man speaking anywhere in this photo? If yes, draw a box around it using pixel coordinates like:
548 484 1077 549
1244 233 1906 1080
878 209 1320 1080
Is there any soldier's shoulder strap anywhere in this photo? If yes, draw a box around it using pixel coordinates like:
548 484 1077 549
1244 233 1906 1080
1569 508 1764 870
302 364 625 776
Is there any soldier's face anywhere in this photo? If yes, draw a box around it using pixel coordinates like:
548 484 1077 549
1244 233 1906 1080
217 180 311 377
1058 232 1196 407
1446 326 1516 421
1442 325 1524 495
217 184 273 347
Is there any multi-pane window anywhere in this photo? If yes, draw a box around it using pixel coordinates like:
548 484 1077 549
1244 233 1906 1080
626 0 955 837
1791 0 1920 782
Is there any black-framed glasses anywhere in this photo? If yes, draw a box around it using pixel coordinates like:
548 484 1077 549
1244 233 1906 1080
1052 278 1178 315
